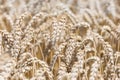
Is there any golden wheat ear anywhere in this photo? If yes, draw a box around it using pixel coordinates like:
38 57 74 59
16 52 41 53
0 0 120 80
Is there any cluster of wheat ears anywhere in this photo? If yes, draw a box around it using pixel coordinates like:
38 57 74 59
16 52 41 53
0 0 120 80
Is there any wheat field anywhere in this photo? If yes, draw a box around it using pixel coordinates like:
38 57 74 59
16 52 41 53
0 0 120 80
